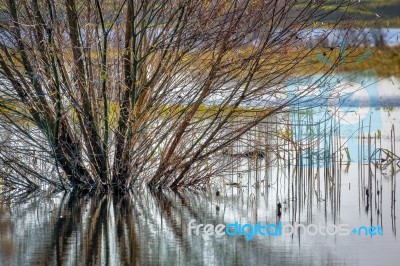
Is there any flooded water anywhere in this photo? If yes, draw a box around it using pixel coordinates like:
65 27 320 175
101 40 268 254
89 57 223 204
0 160 399 265
305 28 400 47
1 84 400 265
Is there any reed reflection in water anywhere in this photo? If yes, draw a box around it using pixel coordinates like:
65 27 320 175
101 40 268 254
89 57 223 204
1 170 399 266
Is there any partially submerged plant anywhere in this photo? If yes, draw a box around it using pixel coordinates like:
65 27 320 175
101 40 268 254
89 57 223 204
0 0 367 193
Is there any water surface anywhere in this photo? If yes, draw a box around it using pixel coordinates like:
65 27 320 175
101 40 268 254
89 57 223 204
1 108 400 266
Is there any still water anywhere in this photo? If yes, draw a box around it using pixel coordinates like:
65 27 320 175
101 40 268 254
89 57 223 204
0 163 399 266
1 104 400 264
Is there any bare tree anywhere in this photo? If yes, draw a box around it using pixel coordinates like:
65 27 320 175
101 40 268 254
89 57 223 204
0 0 364 192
